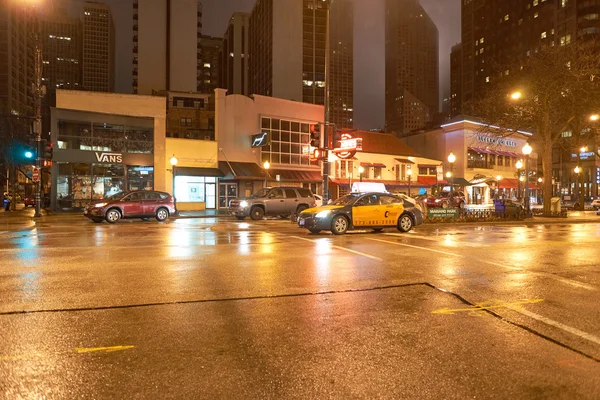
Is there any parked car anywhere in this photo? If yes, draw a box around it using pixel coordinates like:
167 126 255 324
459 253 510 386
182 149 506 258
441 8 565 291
424 191 466 209
23 196 36 207
592 198 600 210
229 187 317 220
83 190 177 223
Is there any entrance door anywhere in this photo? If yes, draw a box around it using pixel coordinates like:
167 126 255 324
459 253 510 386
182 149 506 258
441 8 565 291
206 183 216 209
219 183 238 208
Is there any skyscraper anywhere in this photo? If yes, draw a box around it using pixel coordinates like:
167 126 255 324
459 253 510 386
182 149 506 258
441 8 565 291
82 1 115 92
220 12 250 96
133 0 202 95
0 2 36 117
198 35 222 94
328 0 354 129
450 43 462 118
385 0 439 136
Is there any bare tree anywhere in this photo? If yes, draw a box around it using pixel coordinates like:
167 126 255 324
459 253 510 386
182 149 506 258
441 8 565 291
466 41 600 215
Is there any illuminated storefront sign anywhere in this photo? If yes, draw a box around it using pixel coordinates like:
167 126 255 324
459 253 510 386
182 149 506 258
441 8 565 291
334 133 363 159
476 136 517 147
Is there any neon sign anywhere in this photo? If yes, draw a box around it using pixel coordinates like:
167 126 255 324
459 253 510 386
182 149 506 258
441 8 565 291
334 133 362 159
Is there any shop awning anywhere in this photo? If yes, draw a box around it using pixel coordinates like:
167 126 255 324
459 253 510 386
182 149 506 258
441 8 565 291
269 169 322 182
372 163 386 168
175 166 224 177
450 177 473 186
360 162 373 167
395 158 414 164
418 164 438 168
218 161 266 180
498 178 539 190
417 176 448 186
329 178 428 188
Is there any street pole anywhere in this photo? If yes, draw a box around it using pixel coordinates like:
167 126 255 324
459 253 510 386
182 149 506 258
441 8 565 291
322 0 331 204
32 27 45 218
524 155 530 217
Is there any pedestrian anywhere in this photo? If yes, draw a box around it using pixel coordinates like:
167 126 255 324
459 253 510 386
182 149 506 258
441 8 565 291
3 192 11 211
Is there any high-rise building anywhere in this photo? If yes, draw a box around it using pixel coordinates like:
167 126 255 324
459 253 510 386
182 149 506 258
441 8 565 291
133 0 202 95
450 43 462 118
0 2 36 118
385 0 439 136
328 0 354 129
220 12 250 96
198 35 222 94
82 2 115 92
40 5 82 136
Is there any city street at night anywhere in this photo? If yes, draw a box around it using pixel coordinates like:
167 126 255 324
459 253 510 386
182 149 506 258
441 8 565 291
1 216 599 398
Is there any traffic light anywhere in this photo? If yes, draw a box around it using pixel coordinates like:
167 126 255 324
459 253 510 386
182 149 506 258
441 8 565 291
24 150 34 159
43 140 53 160
310 123 321 147
332 131 342 149
312 148 328 161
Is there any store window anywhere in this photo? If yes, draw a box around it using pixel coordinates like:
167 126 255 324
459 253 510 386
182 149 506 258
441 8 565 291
56 162 124 210
174 176 217 208
260 117 318 166
127 166 154 191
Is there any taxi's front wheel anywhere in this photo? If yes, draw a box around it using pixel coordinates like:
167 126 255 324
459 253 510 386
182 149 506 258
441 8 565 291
398 214 413 232
331 215 348 235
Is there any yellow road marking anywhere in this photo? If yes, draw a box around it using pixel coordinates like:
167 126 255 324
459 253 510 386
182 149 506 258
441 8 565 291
75 345 135 354
432 298 544 315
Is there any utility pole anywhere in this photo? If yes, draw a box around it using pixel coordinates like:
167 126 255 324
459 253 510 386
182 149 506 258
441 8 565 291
322 0 331 204
32 27 46 218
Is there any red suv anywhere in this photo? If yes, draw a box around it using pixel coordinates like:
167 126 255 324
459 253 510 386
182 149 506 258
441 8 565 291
84 190 177 223
425 191 466 209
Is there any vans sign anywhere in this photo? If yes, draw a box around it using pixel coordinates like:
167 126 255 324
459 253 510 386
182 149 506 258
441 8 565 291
95 152 123 163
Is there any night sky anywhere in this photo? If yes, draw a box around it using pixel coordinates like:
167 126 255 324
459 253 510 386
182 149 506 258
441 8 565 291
67 0 461 130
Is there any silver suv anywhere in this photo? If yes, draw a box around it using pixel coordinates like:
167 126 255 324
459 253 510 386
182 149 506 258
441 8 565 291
229 187 317 220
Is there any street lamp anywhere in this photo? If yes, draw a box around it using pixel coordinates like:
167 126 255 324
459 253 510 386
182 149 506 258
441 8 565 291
447 152 456 198
522 143 532 217
515 159 523 201
510 91 522 100
263 161 270 187
590 114 599 122
407 167 412 197
358 166 365 182
170 155 178 198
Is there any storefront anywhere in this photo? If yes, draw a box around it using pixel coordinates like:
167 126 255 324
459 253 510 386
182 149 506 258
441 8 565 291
50 109 156 211
172 166 223 210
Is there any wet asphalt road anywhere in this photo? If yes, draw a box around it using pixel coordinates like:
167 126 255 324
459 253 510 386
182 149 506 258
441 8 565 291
0 216 599 399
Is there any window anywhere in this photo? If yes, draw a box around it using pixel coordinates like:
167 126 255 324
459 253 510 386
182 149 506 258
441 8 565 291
356 194 378 206
297 188 313 197
380 195 401 205
284 189 297 198
504 14 509 21
269 189 284 199
541 31 547 39
497 155 503 166
374 167 383 179
179 118 192 127
261 117 316 166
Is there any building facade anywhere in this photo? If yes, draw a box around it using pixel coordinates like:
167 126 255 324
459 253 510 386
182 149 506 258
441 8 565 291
0 2 36 118
220 12 250 96
154 90 215 141
327 130 442 200
385 0 439 136
198 35 222 94
133 0 202 95
405 118 538 205
449 43 462 118
215 88 323 206
82 2 115 92
51 90 166 211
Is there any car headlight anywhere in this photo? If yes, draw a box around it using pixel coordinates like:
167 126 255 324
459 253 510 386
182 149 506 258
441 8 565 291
239 200 248 208
94 202 108 208
316 210 331 219
435 199 441 203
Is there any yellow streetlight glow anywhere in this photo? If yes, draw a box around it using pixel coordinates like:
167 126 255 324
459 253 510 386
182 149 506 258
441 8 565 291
522 143 532 155
445 171 452 178
516 160 523 169
447 152 456 163
590 114 599 122
406 168 413 176
574 166 581 174
538 177 543 183
519 176 525 182
358 166 365 174
496 175 502 181
580 146 588 153
263 161 270 170
511 91 522 100
169 155 178 166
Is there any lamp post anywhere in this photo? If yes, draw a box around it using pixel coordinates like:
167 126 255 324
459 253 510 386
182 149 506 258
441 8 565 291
574 165 581 208
407 167 412 197
447 152 456 199
578 146 587 211
263 161 270 187
496 175 502 199
522 143 532 217
515 159 523 201
170 155 178 198
358 166 364 182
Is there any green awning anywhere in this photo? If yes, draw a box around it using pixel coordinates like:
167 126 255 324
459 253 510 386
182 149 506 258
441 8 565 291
451 177 472 186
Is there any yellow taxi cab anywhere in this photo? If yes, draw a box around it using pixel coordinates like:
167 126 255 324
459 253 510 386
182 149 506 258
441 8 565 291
297 192 424 235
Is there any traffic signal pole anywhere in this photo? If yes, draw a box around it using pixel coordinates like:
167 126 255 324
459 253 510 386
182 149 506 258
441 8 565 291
322 1 331 204
32 29 45 218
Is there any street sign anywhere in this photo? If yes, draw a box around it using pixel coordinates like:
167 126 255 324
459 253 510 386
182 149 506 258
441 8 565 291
427 208 459 218
32 168 40 182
